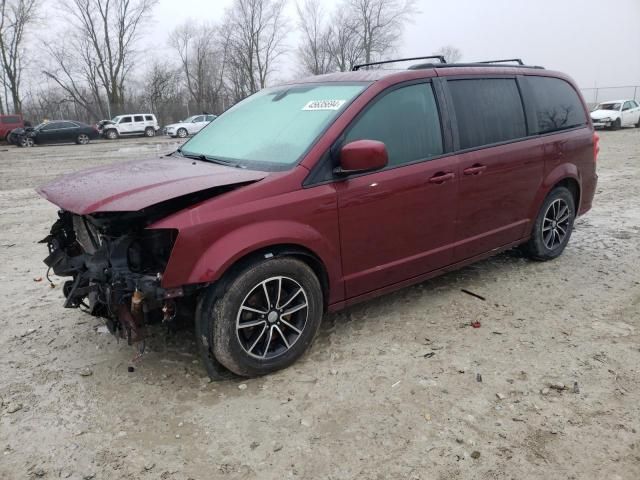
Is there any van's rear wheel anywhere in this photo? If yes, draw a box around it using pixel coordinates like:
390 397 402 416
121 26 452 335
522 186 575 261
199 257 323 378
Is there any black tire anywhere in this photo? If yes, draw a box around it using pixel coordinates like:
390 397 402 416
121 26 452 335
201 257 323 378
144 127 155 137
76 133 90 145
521 186 575 261
105 129 118 140
177 128 188 138
611 118 622 130
635 117 640 128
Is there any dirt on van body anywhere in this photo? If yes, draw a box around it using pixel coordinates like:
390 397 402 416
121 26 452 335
0 131 639 480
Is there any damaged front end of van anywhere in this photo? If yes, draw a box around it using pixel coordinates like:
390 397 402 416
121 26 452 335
37 155 268 349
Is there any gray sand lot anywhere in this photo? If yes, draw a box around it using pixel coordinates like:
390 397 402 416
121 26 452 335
1 131 639 479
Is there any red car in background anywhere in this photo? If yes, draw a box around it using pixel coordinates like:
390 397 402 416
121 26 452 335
37 57 598 379
0 114 24 142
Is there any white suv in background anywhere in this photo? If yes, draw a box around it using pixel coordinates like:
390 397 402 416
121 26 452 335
591 100 640 130
102 114 160 139
164 114 216 138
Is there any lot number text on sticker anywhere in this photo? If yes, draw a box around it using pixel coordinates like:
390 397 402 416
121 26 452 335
302 100 346 111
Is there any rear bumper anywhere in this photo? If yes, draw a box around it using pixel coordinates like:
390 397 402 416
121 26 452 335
579 173 598 216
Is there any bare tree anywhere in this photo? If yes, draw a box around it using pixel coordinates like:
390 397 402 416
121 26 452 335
434 45 462 63
42 0 157 118
346 0 416 64
169 21 226 113
295 0 333 75
224 0 288 98
327 11 363 72
0 0 37 113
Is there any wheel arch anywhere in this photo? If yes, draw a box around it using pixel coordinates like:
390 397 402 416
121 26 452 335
529 164 582 221
215 244 331 311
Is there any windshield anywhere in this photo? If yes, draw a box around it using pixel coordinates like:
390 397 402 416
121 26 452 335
596 103 621 111
180 83 367 171
111 115 122 122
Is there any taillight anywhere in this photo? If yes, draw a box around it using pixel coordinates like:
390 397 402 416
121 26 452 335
593 132 600 163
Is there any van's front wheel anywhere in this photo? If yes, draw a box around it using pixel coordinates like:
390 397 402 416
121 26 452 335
201 257 323 377
522 186 575 261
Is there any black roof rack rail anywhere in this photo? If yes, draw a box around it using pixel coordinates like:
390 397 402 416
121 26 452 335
352 55 447 71
408 61 544 70
477 59 524 65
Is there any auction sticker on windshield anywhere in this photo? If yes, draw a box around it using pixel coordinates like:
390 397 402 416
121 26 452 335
302 100 346 111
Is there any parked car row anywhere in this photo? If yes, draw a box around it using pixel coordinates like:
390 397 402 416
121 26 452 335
2 111 218 147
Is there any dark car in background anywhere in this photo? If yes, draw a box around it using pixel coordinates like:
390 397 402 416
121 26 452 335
18 120 99 147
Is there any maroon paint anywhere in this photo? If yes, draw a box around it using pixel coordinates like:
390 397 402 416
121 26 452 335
37 66 597 312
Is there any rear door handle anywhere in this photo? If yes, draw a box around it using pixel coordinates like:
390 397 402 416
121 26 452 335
428 172 455 184
463 164 487 175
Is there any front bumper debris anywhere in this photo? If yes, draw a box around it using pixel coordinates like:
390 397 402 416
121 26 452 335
41 210 184 346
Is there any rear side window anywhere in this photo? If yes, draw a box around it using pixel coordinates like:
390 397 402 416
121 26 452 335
448 78 526 150
1 116 20 124
525 76 587 134
344 83 443 167
134 115 144 122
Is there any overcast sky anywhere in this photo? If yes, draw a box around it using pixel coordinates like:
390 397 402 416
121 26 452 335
145 0 639 96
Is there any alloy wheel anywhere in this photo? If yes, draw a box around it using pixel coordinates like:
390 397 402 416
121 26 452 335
177 128 187 138
542 198 570 250
20 137 34 147
78 134 89 144
235 276 309 360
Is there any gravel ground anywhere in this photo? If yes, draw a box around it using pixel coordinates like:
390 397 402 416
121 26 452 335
0 131 639 480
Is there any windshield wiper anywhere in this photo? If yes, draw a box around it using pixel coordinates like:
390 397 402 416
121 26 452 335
176 148 242 167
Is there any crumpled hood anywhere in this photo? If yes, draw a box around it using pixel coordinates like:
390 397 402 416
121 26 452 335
37 156 268 214
591 109 620 120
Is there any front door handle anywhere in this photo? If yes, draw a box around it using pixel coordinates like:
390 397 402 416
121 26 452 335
428 172 455 184
463 164 487 176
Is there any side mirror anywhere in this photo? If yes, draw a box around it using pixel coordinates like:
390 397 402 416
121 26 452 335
335 139 388 175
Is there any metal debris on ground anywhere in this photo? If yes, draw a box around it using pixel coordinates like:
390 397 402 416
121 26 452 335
461 289 486 301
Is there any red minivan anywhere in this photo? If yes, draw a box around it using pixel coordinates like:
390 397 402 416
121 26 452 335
38 58 598 378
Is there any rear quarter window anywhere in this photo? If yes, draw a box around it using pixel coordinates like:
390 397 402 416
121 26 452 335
524 76 587 134
448 78 527 150
145 115 153 121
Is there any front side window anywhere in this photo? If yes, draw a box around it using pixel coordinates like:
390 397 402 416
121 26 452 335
119 116 132 124
630 101 639 109
343 83 443 167
206 115 216 121
448 78 526 150
192 115 204 123
525 76 587 134
181 83 366 171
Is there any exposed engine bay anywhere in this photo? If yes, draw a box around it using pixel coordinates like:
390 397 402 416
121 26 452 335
41 208 190 349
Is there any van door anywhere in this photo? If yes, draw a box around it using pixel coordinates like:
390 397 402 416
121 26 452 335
335 82 459 298
446 78 543 261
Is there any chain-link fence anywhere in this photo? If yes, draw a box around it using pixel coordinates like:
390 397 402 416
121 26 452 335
580 85 639 107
